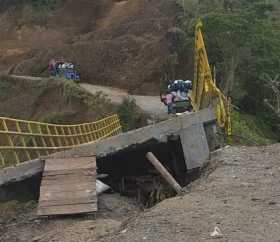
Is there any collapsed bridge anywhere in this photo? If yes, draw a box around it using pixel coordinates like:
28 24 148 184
0 108 216 185
0 21 229 215
0 108 217 216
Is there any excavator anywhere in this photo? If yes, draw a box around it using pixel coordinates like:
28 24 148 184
161 20 231 135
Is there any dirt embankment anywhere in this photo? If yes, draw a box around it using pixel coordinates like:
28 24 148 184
107 145 280 242
1 144 280 242
0 0 182 94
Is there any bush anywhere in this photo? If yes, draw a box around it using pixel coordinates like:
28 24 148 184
40 111 76 124
117 97 147 131
228 110 278 145
30 0 60 10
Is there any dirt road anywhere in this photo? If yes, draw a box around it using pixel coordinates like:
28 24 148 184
80 83 167 117
9 75 168 118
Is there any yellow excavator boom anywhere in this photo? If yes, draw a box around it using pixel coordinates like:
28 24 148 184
190 20 231 135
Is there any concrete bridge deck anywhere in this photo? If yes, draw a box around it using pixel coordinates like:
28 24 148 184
0 109 216 187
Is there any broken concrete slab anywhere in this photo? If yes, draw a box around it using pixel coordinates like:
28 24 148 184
180 123 210 170
0 159 43 187
51 108 215 159
0 108 216 186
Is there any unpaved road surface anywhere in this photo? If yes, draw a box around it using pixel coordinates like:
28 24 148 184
9 75 168 118
80 83 167 117
1 144 280 242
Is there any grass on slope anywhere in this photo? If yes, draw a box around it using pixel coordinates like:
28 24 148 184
0 74 116 124
229 110 278 146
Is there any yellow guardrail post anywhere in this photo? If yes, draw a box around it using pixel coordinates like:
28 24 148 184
2 119 20 164
0 151 5 167
0 114 122 168
27 123 41 158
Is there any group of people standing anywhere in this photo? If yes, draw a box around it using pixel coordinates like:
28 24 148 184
161 80 192 114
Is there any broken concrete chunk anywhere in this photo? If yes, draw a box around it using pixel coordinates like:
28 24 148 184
96 180 110 195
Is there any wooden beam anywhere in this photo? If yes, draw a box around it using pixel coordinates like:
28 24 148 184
146 152 183 194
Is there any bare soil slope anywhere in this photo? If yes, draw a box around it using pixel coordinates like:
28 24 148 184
0 0 179 94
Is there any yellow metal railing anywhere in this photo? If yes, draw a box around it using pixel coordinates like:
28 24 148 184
190 20 231 135
0 114 122 167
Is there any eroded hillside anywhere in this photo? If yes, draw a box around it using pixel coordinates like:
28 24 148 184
0 0 180 94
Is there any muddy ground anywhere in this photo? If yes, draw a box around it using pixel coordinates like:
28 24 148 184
1 144 280 241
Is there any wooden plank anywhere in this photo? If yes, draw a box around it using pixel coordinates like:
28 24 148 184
40 182 96 193
40 182 96 196
45 157 96 166
39 189 96 201
40 176 95 186
41 172 95 181
38 197 97 207
43 167 96 177
44 157 96 171
37 203 97 216
41 177 95 187
37 156 97 216
44 162 96 172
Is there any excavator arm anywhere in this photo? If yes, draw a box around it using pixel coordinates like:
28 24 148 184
190 20 231 135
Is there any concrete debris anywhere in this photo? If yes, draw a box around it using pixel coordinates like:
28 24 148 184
210 226 223 238
96 180 110 195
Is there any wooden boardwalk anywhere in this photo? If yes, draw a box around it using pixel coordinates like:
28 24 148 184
37 157 97 216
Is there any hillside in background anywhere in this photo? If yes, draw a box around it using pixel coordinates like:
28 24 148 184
0 75 116 124
0 0 185 94
0 0 279 143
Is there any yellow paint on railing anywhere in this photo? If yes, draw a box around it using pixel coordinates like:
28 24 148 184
190 20 231 135
0 114 122 167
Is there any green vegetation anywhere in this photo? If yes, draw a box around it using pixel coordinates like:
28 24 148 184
229 110 277 145
28 0 64 24
117 97 138 131
0 0 62 9
30 0 61 10
40 111 76 124
0 0 63 25
178 0 280 144
0 75 116 124
117 97 147 131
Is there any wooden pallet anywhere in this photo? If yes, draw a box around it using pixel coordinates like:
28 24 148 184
37 157 97 216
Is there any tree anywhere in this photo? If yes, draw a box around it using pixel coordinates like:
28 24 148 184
181 0 280 136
